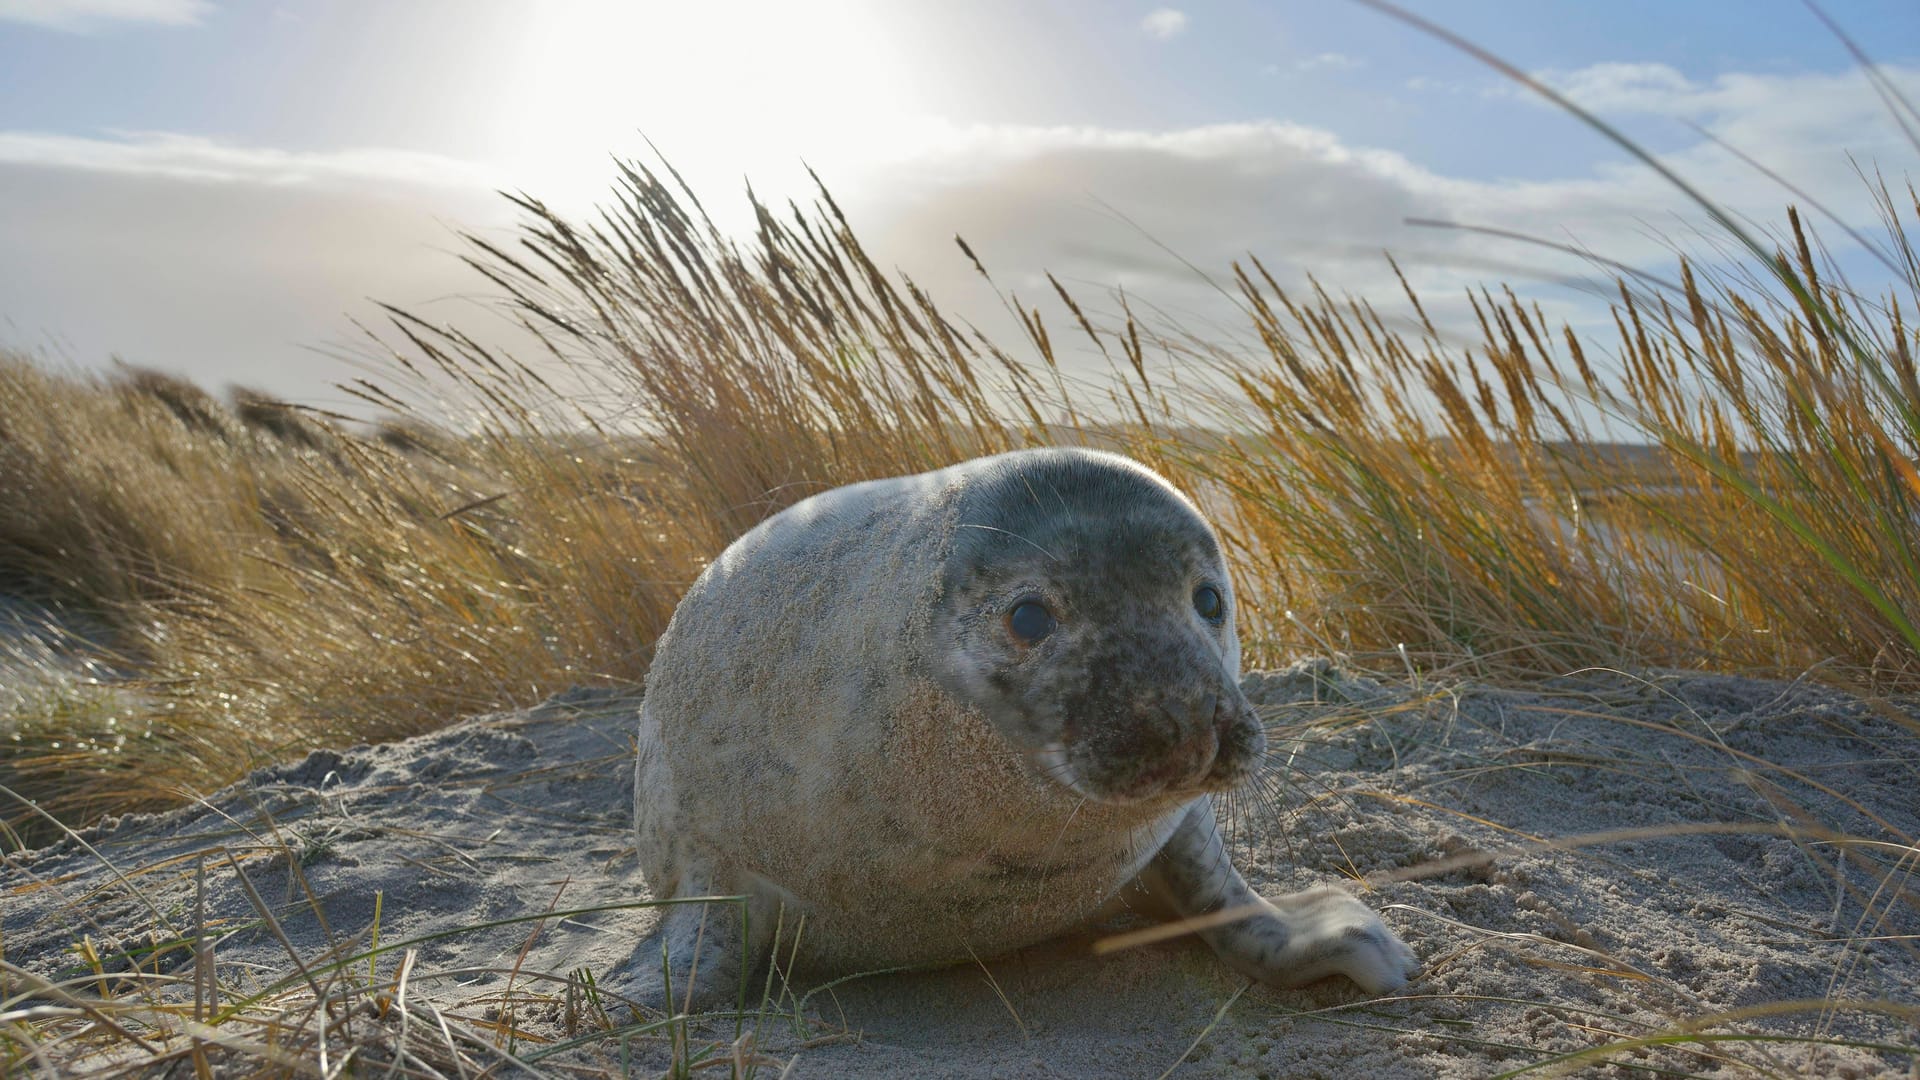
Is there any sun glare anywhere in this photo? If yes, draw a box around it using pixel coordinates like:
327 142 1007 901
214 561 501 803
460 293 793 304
487 1 928 217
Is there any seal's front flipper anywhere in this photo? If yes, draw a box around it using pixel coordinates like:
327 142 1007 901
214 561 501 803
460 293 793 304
1140 798 1417 995
651 896 751 1009
616 865 764 1013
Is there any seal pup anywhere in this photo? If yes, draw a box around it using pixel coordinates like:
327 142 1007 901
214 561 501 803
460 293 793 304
631 448 1415 1003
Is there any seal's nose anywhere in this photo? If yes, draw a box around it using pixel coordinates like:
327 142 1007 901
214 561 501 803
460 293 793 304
1173 722 1221 786
1128 722 1219 796
1192 689 1264 790
1143 689 1227 789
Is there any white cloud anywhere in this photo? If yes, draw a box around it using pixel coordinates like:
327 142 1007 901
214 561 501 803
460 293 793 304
859 62 1920 367
869 121 1464 297
0 130 498 191
4 61 1917 408
1405 75 1472 95
0 0 210 31
1507 63 1920 228
0 130 507 405
1297 51 1362 73
0 158 507 408
1140 8 1187 39
1537 61 1699 113
1533 59 1920 132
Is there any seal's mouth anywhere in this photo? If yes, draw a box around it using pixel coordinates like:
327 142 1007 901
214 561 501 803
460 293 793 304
1129 728 1222 793
1031 720 1260 805
1031 743 1098 799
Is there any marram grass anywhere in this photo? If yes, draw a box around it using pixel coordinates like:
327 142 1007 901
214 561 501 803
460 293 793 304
3 155 1919 838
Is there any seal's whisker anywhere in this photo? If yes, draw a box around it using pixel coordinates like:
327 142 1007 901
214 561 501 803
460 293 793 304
1042 796 1090 870
1240 768 1306 867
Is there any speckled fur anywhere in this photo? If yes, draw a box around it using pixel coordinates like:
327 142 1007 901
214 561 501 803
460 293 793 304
630 449 1415 1003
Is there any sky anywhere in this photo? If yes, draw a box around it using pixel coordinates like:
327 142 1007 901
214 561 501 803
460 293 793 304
1 0 1917 410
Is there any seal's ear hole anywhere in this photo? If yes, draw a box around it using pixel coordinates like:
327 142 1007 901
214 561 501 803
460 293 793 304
1007 600 1057 644
1194 585 1226 624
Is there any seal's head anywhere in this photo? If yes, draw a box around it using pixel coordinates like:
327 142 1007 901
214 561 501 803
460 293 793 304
930 449 1266 805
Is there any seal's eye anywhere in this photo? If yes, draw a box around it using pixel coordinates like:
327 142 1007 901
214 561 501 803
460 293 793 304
1193 585 1225 623
1007 600 1056 644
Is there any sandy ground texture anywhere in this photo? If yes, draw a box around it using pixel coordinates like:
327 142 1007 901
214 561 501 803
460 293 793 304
4 662 1918 1077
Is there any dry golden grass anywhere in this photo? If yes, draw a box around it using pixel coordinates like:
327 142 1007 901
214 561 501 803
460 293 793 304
1166 210 1920 686
0 353 688 833
3 152 1919 845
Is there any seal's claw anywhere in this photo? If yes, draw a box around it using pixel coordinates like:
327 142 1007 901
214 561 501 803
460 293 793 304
1281 888 1417 994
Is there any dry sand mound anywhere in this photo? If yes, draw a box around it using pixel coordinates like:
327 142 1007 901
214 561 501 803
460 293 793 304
5 663 1916 1077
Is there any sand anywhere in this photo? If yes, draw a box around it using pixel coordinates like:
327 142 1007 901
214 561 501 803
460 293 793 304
4 662 1917 1077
